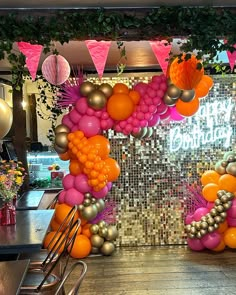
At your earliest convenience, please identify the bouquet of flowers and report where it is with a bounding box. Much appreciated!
[0,160,26,202]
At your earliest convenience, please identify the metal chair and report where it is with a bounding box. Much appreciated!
[55,261,88,295]
[18,205,78,270]
[19,219,81,294]
[46,190,63,209]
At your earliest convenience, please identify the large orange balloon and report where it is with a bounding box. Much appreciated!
[69,234,92,258]
[87,135,110,159]
[224,227,236,248]
[169,54,204,90]
[55,203,79,225]
[194,79,209,98]
[218,174,236,193]
[176,95,200,117]
[107,93,134,120]
[200,170,220,186]
[202,183,219,202]
[129,90,141,105]
[43,231,66,253]
[69,160,83,176]
[104,158,121,182]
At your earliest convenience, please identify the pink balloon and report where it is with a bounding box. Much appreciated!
[78,115,100,137]
[140,120,148,128]
[152,75,162,84]
[207,202,214,210]
[159,108,171,121]
[64,188,84,206]
[92,186,109,199]
[147,87,156,98]
[69,109,81,124]
[107,182,113,191]
[201,232,221,250]
[134,82,148,96]
[227,205,236,218]
[156,102,168,115]
[74,174,91,193]
[94,110,102,118]
[58,190,66,204]
[187,238,205,251]
[148,113,160,127]
[106,118,114,129]
[62,115,73,129]
[193,207,209,221]
[227,216,236,227]
[153,97,162,106]
[101,112,109,119]
[100,120,108,130]
[133,127,141,133]
[71,125,78,132]
[149,81,160,90]
[62,174,75,190]
[170,106,185,121]
[115,125,122,132]
[87,108,95,116]
[160,82,168,91]
[137,112,145,120]
[185,214,194,225]
[75,97,88,114]
[156,89,165,98]
[140,105,149,113]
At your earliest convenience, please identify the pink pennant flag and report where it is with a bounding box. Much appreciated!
[85,40,111,79]
[149,40,172,76]
[17,41,43,80]
[226,44,236,72]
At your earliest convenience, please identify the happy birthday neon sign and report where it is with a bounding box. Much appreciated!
[169,99,234,152]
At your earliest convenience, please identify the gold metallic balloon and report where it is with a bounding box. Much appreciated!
[163,93,177,106]
[78,204,84,211]
[215,161,226,175]
[100,241,115,256]
[98,220,107,229]
[91,234,104,248]
[83,198,91,207]
[80,81,96,97]
[54,124,70,134]
[55,132,69,149]
[85,192,92,198]
[87,90,107,110]
[99,227,108,238]
[180,89,195,102]
[131,127,147,139]
[0,98,13,140]
[167,84,182,99]
[90,224,99,234]
[91,247,100,254]
[201,221,208,229]
[95,199,105,212]
[226,163,236,176]
[223,151,236,161]
[54,143,67,154]
[106,225,118,241]
[99,83,113,98]
[216,205,224,213]
[81,205,98,221]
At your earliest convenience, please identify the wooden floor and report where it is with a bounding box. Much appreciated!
[63,246,236,295]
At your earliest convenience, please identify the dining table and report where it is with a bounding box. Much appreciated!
[0,209,54,255]
[0,259,30,295]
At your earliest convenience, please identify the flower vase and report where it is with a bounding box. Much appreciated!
[0,201,16,226]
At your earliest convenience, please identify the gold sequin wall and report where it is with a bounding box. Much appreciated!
[89,74,236,247]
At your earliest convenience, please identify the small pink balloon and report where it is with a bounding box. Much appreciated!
[92,185,109,199]
[144,112,153,121]
[100,120,108,130]
[187,238,205,251]
[227,205,236,218]
[193,207,209,222]
[156,89,165,98]
[153,97,162,106]
[120,121,126,128]
[149,81,160,90]
[62,115,73,129]
[227,216,236,227]
[69,109,82,124]
[94,110,102,118]
[62,174,75,190]
[132,118,139,127]
[87,108,95,116]
[185,214,194,225]
[152,75,162,84]
[78,115,100,137]
[140,105,149,113]
[64,188,84,206]
[144,98,153,106]
[75,97,88,114]
[156,102,168,115]
[207,202,214,210]
[147,87,156,98]
[58,190,66,204]
[106,118,114,129]
[170,106,185,121]
[137,112,145,120]
[160,108,171,121]
[148,113,160,127]
[71,125,78,132]
[134,82,148,96]
[140,120,148,128]
[115,125,122,132]
[107,182,113,191]
[101,112,109,119]
[149,105,157,113]
[74,174,91,193]
[125,124,133,133]
[160,82,168,91]
[201,232,221,250]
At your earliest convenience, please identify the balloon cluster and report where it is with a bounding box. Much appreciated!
[90,220,118,256]
[186,151,236,252]
[165,54,214,117]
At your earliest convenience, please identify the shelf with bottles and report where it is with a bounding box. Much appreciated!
[27,151,69,189]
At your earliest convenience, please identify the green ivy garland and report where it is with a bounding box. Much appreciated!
[0,7,235,75]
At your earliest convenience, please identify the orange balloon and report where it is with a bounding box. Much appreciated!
[218,174,236,193]
[176,96,200,117]
[104,158,120,182]
[217,220,228,234]
[113,83,129,94]
[50,217,61,231]
[59,151,70,161]
[200,170,220,186]
[43,231,66,253]
[55,203,79,225]
[69,160,83,176]
[129,90,141,105]
[201,75,214,89]
[202,183,219,202]
[82,224,92,238]
[87,135,110,160]
[107,93,134,120]
[224,227,236,248]
[212,238,225,252]
[69,234,92,258]
[169,54,204,90]
[194,79,209,98]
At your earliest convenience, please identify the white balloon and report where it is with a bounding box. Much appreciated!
[0,98,13,139]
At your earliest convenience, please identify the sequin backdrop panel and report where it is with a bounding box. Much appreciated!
[88,74,236,246]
